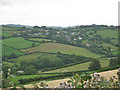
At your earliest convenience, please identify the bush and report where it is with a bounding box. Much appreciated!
[109,58,119,67]
[88,60,101,71]
[24,65,37,75]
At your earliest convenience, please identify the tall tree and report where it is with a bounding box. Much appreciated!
[88,60,101,71]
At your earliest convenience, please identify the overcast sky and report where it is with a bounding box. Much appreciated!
[0,0,119,27]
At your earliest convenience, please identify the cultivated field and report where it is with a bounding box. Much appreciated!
[43,58,110,73]
[23,43,100,57]
[29,38,54,42]
[2,26,20,31]
[3,37,39,49]
[101,43,118,51]
[97,30,118,38]
[10,53,60,63]
[2,45,24,56]
[2,31,20,37]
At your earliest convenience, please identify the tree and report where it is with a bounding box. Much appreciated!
[109,58,119,67]
[88,60,101,71]
[8,53,17,59]
[32,42,35,47]
[22,26,26,30]
[24,65,37,75]
[41,26,47,29]
[33,26,40,29]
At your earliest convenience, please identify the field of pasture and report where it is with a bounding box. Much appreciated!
[97,30,118,38]
[3,37,39,49]
[10,52,60,63]
[2,45,24,56]
[43,58,111,73]
[22,43,100,58]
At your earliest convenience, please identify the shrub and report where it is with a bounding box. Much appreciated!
[88,60,101,71]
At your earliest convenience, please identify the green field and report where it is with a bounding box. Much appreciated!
[2,26,21,31]
[97,30,118,38]
[22,43,100,58]
[82,40,89,44]
[101,43,118,51]
[2,45,24,56]
[44,58,110,73]
[111,39,118,45]
[40,53,60,61]
[10,52,60,63]
[2,31,11,37]
[112,51,119,55]
[2,31,20,37]
[3,37,39,49]
[8,74,60,85]
[29,38,54,42]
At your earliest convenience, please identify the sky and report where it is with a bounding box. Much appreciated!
[0,0,119,27]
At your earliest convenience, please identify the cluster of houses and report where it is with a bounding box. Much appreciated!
[14,28,94,47]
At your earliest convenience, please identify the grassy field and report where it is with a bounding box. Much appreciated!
[101,43,118,51]
[3,37,39,49]
[112,51,119,55]
[111,39,118,45]
[29,38,54,42]
[2,31,20,37]
[40,53,60,61]
[8,74,60,85]
[2,45,24,56]
[10,53,60,63]
[22,43,100,58]
[97,30,118,38]
[44,58,111,73]
[2,31,11,37]
[82,40,89,44]
[2,26,21,31]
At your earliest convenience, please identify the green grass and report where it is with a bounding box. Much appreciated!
[111,39,118,45]
[9,53,43,62]
[44,58,111,73]
[8,74,60,85]
[29,38,54,42]
[22,43,100,58]
[2,31,20,37]
[2,31,11,37]
[82,40,89,44]
[101,43,118,51]
[97,30,118,38]
[2,45,24,56]
[3,37,39,49]
[112,51,119,55]
[2,26,21,31]
[40,54,60,61]
[10,52,60,63]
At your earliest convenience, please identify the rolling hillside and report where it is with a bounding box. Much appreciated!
[10,52,60,63]
[2,45,24,56]
[22,43,100,58]
[43,58,111,73]
[97,30,118,38]
[3,37,39,49]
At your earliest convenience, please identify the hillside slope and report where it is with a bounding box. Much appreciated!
[23,43,100,57]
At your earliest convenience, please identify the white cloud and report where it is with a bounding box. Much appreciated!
[0,0,119,26]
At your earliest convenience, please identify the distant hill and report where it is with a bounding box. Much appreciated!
[4,24,33,28]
